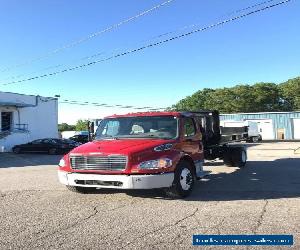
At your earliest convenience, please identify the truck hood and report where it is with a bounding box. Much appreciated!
[70,139,174,155]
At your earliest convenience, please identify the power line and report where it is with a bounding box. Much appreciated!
[145,0,279,41]
[0,46,126,82]
[0,0,280,83]
[0,64,63,82]
[59,99,166,110]
[224,0,278,16]
[0,46,128,82]
[1,0,291,86]
[0,0,175,73]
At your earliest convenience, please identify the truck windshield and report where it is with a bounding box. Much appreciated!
[95,116,178,140]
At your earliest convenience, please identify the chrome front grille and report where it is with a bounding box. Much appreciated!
[70,155,127,171]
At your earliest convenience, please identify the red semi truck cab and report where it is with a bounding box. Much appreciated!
[58,111,207,197]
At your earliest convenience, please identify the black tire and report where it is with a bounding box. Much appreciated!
[66,186,96,193]
[223,152,233,167]
[231,147,247,168]
[13,147,21,154]
[165,160,196,198]
[251,136,259,143]
[48,148,57,155]
[223,150,233,166]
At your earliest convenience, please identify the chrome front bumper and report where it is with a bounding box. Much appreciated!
[58,171,174,189]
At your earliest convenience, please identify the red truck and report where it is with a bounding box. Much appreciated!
[58,111,247,198]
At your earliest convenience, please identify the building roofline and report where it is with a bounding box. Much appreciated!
[0,101,36,108]
[0,90,57,100]
[221,111,300,115]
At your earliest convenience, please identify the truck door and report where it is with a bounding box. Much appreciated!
[181,117,204,178]
[182,117,203,159]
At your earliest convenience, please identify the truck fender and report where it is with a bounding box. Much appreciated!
[177,155,196,174]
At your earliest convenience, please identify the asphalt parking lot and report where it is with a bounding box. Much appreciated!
[0,142,300,249]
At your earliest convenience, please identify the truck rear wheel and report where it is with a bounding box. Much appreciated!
[66,186,96,193]
[223,152,233,166]
[165,160,196,198]
[223,147,234,166]
[231,147,247,168]
[223,147,247,168]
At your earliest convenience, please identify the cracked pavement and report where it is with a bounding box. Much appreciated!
[0,142,300,249]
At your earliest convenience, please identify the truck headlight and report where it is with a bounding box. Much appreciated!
[59,158,65,167]
[138,158,172,169]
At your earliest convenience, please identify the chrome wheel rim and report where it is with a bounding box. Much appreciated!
[180,168,193,191]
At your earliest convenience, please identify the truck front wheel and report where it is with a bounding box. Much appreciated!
[166,161,196,198]
[66,186,96,193]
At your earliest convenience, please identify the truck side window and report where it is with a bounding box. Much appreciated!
[184,118,196,137]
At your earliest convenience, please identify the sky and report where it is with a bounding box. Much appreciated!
[0,0,299,124]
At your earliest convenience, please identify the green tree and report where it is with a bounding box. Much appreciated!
[58,123,76,132]
[232,85,256,112]
[279,77,300,110]
[75,119,89,131]
[170,88,215,111]
[204,87,237,113]
[171,77,300,113]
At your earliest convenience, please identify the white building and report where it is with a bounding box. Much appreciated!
[0,91,58,152]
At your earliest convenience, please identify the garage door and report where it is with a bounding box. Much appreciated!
[245,119,274,140]
[293,118,300,139]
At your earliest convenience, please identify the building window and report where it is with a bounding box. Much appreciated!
[1,112,13,131]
